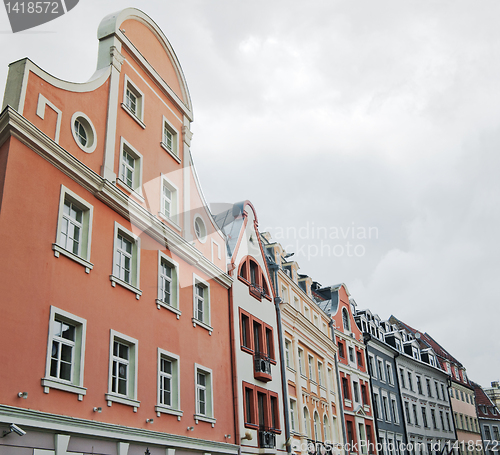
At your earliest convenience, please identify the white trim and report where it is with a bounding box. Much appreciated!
[159,174,179,226]
[111,222,142,299]
[122,74,145,124]
[156,348,182,418]
[53,184,94,271]
[156,251,180,317]
[211,239,221,262]
[42,306,87,400]
[107,329,140,411]
[36,93,62,144]
[71,111,97,154]
[118,137,143,197]
[194,363,215,425]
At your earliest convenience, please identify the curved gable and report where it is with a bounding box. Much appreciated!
[98,8,192,113]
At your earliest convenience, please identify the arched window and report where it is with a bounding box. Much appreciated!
[323,415,330,442]
[314,411,321,441]
[237,256,272,301]
[342,308,350,331]
[303,407,311,438]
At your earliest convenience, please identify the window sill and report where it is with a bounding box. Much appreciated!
[194,414,216,427]
[241,346,254,355]
[105,393,140,412]
[158,212,181,231]
[155,405,183,420]
[160,141,181,164]
[52,244,93,273]
[41,377,87,401]
[116,178,145,203]
[156,299,181,319]
[110,275,142,299]
[344,399,352,407]
[286,367,296,373]
[121,103,146,129]
[192,318,213,335]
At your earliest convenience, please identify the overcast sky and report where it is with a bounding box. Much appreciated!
[1,0,498,387]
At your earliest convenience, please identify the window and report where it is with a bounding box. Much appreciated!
[357,351,363,367]
[416,376,423,395]
[42,306,87,399]
[378,359,385,381]
[373,392,381,419]
[413,404,418,426]
[111,223,142,298]
[285,339,292,368]
[192,275,212,333]
[426,379,432,397]
[323,415,330,442]
[314,412,321,441]
[289,399,297,432]
[123,76,144,124]
[439,411,445,430]
[353,382,360,403]
[156,349,182,417]
[368,355,375,377]
[431,409,437,429]
[405,402,411,424]
[421,407,428,428]
[399,368,406,388]
[342,377,350,400]
[383,396,390,421]
[159,176,179,226]
[391,397,399,423]
[446,412,451,431]
[71,112,97,153]
[493,426,499,440]
[349,347,355,362]
[194,215,207,243]
[361,384,368,405]
[195,364,215,424]
[308,355,315,381]
[338,341,345,358]
[118,138,143,198]
[244,384,256,426]
[298,348,305,375]
[53,185,94,272]
[106,330,140,411]
[304,305,310,320]
[434,381,440,400]
[243,383,279,432]
[304,407,311,438]
[156,252,179,315]
[342,308,350,331]
[161,116,179,160]
[238,256,271,300]
[485,425,492,440]
[407,372,413,391]
[386,363,394,385]
[318,362,324,387]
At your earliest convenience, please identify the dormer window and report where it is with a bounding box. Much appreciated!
[412,347,420,360]
[238,256,271,300]
[395,339,402,351]
[429,356,435,366]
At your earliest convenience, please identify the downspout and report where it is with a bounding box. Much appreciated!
[391,350,408,454]
[363,333,382,454]
[228,278,241,449]
[331,320,348,455]
[269,262,292,454]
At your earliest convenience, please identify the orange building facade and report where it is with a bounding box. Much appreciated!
[0,8,237,455]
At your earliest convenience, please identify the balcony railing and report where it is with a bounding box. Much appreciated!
[307,439,335,455]
[259,427,276,449]
[254,352,272,382]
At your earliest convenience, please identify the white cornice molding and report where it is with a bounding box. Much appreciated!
[0,405,238,453]
[0,107,232,289]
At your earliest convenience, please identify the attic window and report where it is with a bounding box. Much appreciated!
[238,256,271,301]
[342,308,350,332]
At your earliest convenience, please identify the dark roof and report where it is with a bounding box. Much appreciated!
[472,382,500,420]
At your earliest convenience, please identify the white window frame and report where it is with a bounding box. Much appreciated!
[194,363,215,426]
[158,174,180,229]
[161,116,180,162]
[110,222,142,299]
[193,215,207,243]
[105,330,140,411]
[304,304,310,320]
[53,185,94,273]
[156,251,180,317]
[289,398,297,432]
[192,275,212,334]
[368,354,376,378]
[308,354,315,382]
[318,361,324,387]
[386,362,394,385]
[377,358,386,381]
[391,395,399,423]
[285,338,293,369]
[122,75,145,127]
[298,348,305,376]
[41,306,87,400]
[71,111,97,154]
[155,348,182,418]
[117,138,144,201]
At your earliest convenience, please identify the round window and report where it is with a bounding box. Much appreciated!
[194,216,207,243]
[71,112,97,153]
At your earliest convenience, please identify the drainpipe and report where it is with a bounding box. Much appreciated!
[228,282,240,447]
[269,262,292,454]
[390,350,408,455]
[331,320,348,455]
[362,333,381,454]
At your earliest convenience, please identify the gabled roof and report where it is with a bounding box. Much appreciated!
[472,382,500,420]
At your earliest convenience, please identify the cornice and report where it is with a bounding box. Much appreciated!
[0,107,232,289]
[0,405,237,453]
